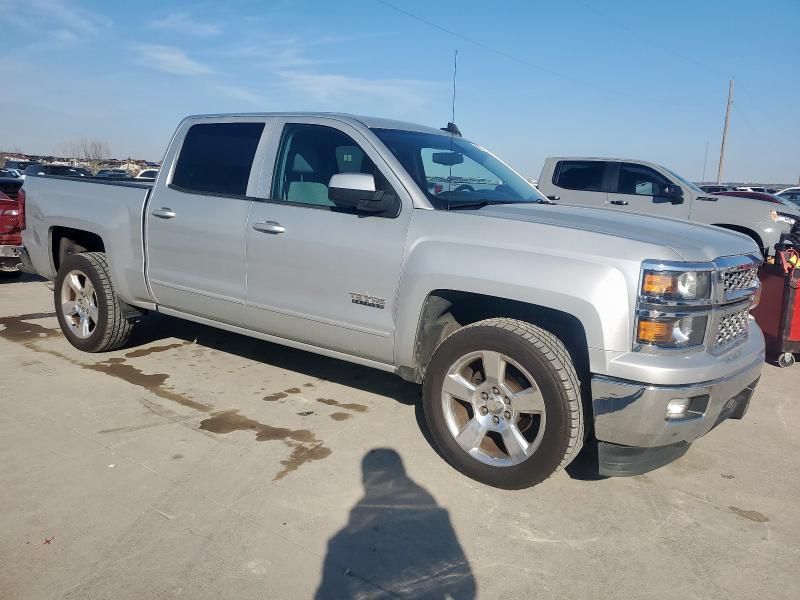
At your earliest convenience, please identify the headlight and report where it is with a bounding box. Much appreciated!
[770,210,797,226]
[641,269,712,302]
[637,315,708,348]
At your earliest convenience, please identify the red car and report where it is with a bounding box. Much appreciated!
[0,174,25,279]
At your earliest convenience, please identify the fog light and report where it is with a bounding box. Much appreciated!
[666,398,691,419]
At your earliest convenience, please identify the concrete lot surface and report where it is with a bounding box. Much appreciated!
[1,274,799,599]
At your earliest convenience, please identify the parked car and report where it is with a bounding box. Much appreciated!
[24,164,91,178]
[734,186,769,193]
[21,113,765,489]
[699,184,730,193]
[0,168,22,179]
[538,158,800,256]
[776,187,800,207]
[0,173,24,278]
[3,159,38,172]
[96,168,131,179]
[135,168,159,179]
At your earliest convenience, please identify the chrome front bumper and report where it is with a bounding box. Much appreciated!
[591,356,763,475]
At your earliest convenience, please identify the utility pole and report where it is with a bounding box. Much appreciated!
[717,78,734,184]
[702,140,709,183]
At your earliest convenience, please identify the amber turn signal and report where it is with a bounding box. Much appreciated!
[642,272,676,296]
[637,319,673,344]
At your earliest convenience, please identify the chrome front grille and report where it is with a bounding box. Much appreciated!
[721,263,759,292]
[715,309,749,348]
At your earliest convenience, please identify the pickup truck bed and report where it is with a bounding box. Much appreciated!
[23,175,153,305]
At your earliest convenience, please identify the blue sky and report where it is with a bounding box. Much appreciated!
[1,0,797,183]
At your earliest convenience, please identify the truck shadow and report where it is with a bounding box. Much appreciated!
[128,313,605,481]
[128,313,438,449]
[315,448,476,599]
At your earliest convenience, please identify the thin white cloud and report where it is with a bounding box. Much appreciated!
[215,84,264,105]
[52,28,79,45]
[276,70,435,109]
[149,12,221,37]
[0,0,111,39]
[133,44,213,76]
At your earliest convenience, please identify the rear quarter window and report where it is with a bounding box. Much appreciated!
[172,122,265,196]
[554,161,606,191]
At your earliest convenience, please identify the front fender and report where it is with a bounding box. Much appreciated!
[393,238,636,373]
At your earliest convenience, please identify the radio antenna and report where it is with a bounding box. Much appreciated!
[451,49,458,123]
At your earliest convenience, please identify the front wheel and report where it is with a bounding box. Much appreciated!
[422,318,584,489]
[54,252,134,352]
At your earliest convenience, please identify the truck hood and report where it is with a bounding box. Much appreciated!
[474,203,759,262]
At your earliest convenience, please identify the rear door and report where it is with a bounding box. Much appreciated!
[145,118,270,325]
[606,162,691,218]
[244,118,412,363]
[548,160,610,208]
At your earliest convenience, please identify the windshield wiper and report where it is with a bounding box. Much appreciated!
[446,199,553,210]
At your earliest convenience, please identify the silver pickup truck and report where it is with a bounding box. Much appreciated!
[538,157,800,256]
[21,113,765,489]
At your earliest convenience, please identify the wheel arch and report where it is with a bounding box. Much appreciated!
[711,223,765,255]
[402,289,591,385]
[50,226,106,272]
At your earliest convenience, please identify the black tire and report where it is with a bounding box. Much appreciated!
[54,252,134,352]
[422,318,584,489]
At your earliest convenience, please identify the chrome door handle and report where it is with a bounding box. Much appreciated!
[610,200,629,206]
[152,207,176,219]
[252,220,286,234]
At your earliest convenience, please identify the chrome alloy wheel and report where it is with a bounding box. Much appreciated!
[441,350,547,467]
[60,269,99,339]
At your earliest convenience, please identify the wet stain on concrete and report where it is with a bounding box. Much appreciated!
[330,412,351,421]
[303,383,315,388]
[263,387,302,401]
[199,409,330,480]
[125,342,191,359]
[729,506,769,523]
[316,398,368,412]
[0,312,59,344]
[277,443,332,481]
[84,360,212,412]
[172,454,183,460]
[0,314,209,413]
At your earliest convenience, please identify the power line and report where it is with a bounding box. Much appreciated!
[370,0,703,108]
[572,0,728,80]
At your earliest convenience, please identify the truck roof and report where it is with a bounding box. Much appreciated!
[183,112,447,136]
[545,156,663,167]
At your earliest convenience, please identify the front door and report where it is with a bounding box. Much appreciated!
[244,120,411,363]
[146,120,268,324]
[606,162,691,219]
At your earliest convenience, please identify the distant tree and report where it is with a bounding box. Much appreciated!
[60,138,111,171]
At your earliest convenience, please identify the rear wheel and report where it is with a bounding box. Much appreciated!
[54,252,134,352]
[422,318,584,489]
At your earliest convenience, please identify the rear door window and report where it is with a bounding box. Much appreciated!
[554,161,606,191]
[172,122,265,196]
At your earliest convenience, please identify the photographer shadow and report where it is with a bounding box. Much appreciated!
[315,448,476,599]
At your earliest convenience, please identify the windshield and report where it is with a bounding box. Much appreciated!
[372,128,546,209]
[664,167,704,194]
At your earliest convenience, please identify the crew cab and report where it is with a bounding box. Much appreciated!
[21,113,765,488]
[538,157,800,256]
